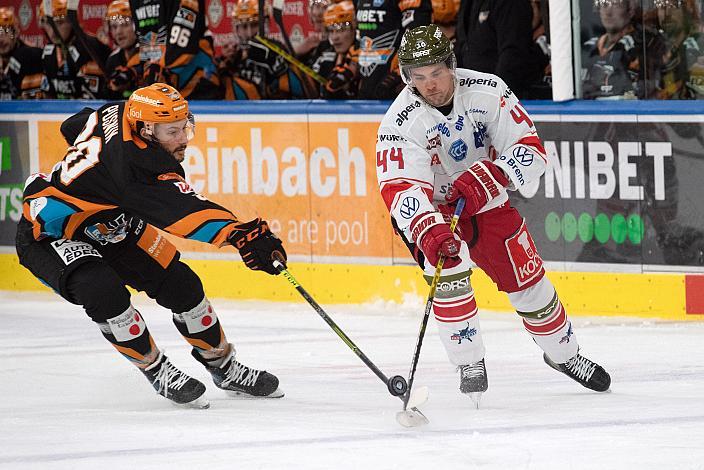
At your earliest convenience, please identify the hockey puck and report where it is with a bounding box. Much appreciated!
[387,375,408,396]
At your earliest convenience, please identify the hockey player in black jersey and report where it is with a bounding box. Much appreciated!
[219,0,315,99]
[0,7,44,99]
[39,0,111,99]
[130,0,223,99]
[355,0,432,99]
[313,1,360,99]
[16,83,287,408]
[104,0,140,98]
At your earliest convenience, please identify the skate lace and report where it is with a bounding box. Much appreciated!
[460,362,485,380]
[221,359,261,389]
[153,358,191,396]
[565,355,596,382]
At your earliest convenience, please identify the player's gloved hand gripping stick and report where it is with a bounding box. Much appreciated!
[396,198,465,428]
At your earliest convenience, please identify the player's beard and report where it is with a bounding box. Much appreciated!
[173,145,187,163]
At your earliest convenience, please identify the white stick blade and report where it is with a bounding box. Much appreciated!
[396,408,429,427]
[406,386,429,409]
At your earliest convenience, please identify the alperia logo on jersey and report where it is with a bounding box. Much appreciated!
[459,77,498,88]
[395,100,421,126]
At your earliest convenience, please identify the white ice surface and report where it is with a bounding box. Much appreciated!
[1,291,703,470]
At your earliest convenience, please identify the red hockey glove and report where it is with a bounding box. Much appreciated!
[410,212,462,269]
[445,160,510,216]
[228,218,287,275]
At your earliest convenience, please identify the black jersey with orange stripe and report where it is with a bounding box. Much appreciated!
[21,102,239,248]
[130,0,222,99]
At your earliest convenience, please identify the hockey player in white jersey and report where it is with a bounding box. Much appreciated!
[376,24,611,406]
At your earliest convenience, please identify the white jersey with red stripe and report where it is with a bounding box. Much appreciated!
[375,68,547,238]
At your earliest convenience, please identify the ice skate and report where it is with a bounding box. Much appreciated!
[142,351,209,409]
[459,358,488,408]
[544,352,611,392]
[193,345,284,398]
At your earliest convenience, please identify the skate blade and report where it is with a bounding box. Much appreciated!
[468,392,482,409]
[171,395,210,409]
[406,386,429,409]
[225,387,285,399]
[396,407,429,427]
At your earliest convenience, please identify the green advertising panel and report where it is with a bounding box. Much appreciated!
[0,121,30,246]
[513,119,704,269]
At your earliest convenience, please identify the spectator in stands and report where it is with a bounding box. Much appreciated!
[455,0,546,99]
[313,0,360,99]
[296,0,333,66]
[0,7,44,99]
[129,0,223,99]
[355,0,432,99]
[582,0,666,99]
[432,0,460,43]
[104,0,139,99]
[219,0,316,99]
[653,0,704,99]
[39,0,111,99]
[525,0,552,99]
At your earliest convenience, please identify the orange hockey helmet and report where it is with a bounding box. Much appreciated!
[39,0,68,19]
[431,0,459,25]
[232,0,269,24]
[309,0,332,13]
[126,83,194,141]
[323,1,355,29]
[0,7,18,34]
[105,0,132,24]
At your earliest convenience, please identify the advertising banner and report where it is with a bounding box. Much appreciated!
[37,116,407,263]
[0,121,30,246]
[26,108,704,272]
[520,119,704,270]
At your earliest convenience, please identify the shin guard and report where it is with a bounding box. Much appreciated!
[510,277,578,363]
[172,296,227,358]
[431,270,485,366]
[98,305,157,367]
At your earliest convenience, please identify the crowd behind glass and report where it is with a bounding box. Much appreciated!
[0,0,702,101]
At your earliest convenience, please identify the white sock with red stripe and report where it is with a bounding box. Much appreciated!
[434,287,485,366]
[509,277,578,363]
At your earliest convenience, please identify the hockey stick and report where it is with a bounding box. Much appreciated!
[255,34,328,85]
[258,0,266,37]
[65,0,107,73]
[273,260,412,399]
[396,197,466,428]
[267,0,320,97]
[271,0,295,57]
[41,0,72,69]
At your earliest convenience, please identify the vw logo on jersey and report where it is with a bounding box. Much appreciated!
[512,146,534,166]
[449,139,468,162]
[399,196,420,219]
[373,0,385,6]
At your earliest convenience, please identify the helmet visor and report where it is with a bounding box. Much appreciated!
[400,52,456,86]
